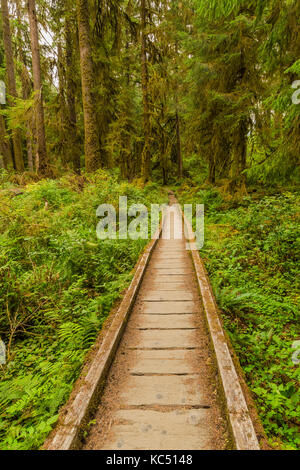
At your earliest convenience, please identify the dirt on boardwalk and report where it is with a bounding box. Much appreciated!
[82,204,230,450]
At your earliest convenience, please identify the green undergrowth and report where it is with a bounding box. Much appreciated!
[0,170,166,450]
[177,182,299,450]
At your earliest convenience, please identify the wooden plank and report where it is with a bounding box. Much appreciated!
[130,313,197,329]
[142,291,194,301]
[101,409,213,450]
[127,329,200,349]
[141,301,197,314]
[128,349,201,375]
[120,375,207,406]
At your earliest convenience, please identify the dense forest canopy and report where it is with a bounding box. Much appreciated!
[0,0,299,186]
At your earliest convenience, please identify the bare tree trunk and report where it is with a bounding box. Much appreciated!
[27,0,50,176]
[140,0,151,182]
[1,0,24,171]
[65,15,81,174]
[76,0,101,172]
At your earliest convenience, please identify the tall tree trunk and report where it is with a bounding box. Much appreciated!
[22,71,34,172]
[208,154,216,184]
[65,15,81,174]
[27,0,49,175]
[57,41,68,165]
[176,112,183,179]
[174,40,182,180]
[140,0,151,182]
[16,0,34,171]
[0,113,14,169]
[120,39,132,181]
[230,118,247,192]
[1,0,24,171]
[76,0,101,172]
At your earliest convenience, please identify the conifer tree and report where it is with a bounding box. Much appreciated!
[1,0,24,171]
[27,0,50,175]
[140,0,151,181]
[65,8,81,174]
[76,0,102,172]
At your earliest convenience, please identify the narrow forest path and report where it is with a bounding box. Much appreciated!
[82,197,229,450]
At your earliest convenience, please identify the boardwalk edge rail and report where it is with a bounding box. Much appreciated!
[181,207,260,450]
[44,225,162,450]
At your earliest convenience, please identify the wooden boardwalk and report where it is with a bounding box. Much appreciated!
[83,202,229,449]
[45,197,260,451]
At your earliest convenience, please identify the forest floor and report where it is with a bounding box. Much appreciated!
[0,170,299,450]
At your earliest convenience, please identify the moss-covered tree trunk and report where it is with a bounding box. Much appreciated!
[57,41,70,168]
[65,14,81,174]
[20,66,34,172]
[176,112,183,179]
[174,39,182,180]
[140,0,151,182]
[230,118,247,192]
[1,0,24,172]
[16,0,34,171]
[76,0,101,172]
[27,0,50,176]
[0,113,14,169]
[208,153,216,184]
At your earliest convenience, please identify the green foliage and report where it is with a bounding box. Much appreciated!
[185,0,300,188]
[178,184,300,449]
[0,170,166,449]
[0,94,35,133]
[0,0,299,452]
